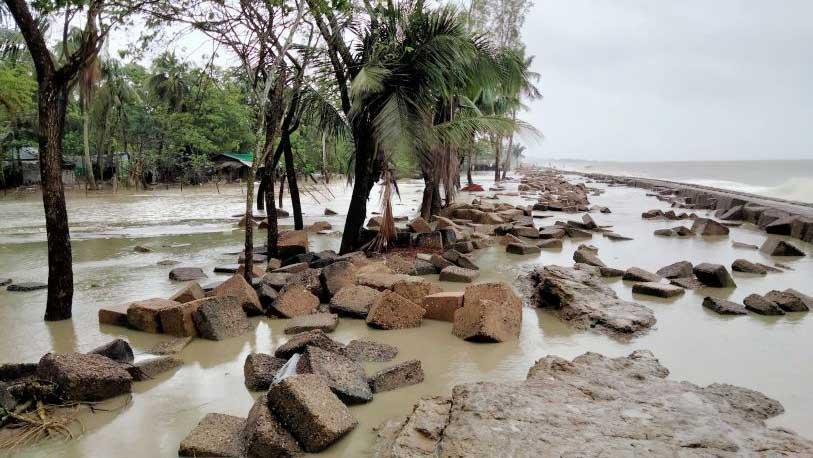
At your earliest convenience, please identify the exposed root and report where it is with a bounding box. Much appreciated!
[0,395,132,450]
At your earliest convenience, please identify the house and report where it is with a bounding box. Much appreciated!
[1,146,77,187]
[211,153,254,181]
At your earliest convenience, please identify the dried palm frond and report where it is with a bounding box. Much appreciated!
[363,166,400,254]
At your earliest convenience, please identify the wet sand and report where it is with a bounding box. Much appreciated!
[0,173,811,457]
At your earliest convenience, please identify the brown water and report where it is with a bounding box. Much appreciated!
[0,173,811,457]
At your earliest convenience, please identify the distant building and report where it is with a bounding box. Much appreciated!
[211,153,254,181]
[1,146,77,187]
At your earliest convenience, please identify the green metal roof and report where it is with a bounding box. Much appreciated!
[217,153,253,167]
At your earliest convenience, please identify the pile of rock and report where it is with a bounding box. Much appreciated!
[529,265,656,338]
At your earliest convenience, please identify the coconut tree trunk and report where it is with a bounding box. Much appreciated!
[420,172,434,220]
[283,137,304,230]
[39,81,74,321]
[494,136,502,182]
[82,109,96,189]
[467,150,474,185]
[340,130,377,254]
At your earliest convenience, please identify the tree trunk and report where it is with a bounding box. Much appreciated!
[494,136,502,182]
[242,167,255,283]
[283,137,303,230]
[321,131,329,183]
[420,172,433,220]
[340,131,377,254]
[467,151,474,185]
[40,82,74,321]
[82,109,96,189]
[264,169,278,258]
[502,111,516,180]
[257,175,266,211]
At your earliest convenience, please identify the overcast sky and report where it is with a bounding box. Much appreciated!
[521,0,813,162]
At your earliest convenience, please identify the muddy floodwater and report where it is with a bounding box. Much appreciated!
[1,173,812,457]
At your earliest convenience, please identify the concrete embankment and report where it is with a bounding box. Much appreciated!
[565,170,813,244]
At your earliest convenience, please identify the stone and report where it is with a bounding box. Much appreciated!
[529,266,656,338]
[656,261,694,279]
[98,303,131,327]
[784,288,813,311]
[271,285,320,318]
[537,239,563,249]
[267,374,357,453]
[37,353,132,402]
[179,413,245,457]
[454,241,474,253]
[702,296,747,315]
[691,217,730,236]
[670,277,705,289]
[452,282,522,342]
[672,226,695,236]
[0,278,11,287]
[243,395,302,457]
[564,226,592,239]
[344,340,398,362]
[733,241,759,250]
[429,253,453,270]
[506,242,541,255]
[372,396,451,458]
[325,208,338,215]
[257,283,279,309]
[573,248,605,267]
[391,279,441,305]
[263,272,292,289]
[581,213,598,230]
[369,360,424,393]
[320,261,358,298]
[127,356,182,381]
[693,263,737,288]
[275,329,345,359]
[632,282,685,298]
[146,337,193,356]
[386,254,418,275]
[358,272,417,291]
[538,227,565,239]
[743,294,785,316]
[366,291,425,330]
[237,264,266,279]
[760,239,806,257]
[193,296,250,340]
[408,216,432,233]
[169,281,205,304]
[654,228,676,236]
[88,339,134,364]
[278,230,309,259]
[603,232,633,241]
[307,221,333,233]
[599,266,625,277]
[159,298,206,337]
[296,346,372,404]
[414,231,444,250]
[211,274,263,316]
[6,282,47,292]
[127,298,180,334]
[422,291,464,322]
[454,254,479,270]
[413,259,437,275]
[329,285,381,318]
[511,226,540,238]
[273,262,309,274]
[243,353,286,391]
[398,350,813,457]
[764,290,810,312]
[169,267,207,281]
[622,267,662,283]
[285,313,339,334]
[439,266,480,283]
[731,259,768,275]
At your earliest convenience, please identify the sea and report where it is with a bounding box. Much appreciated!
[544,159,813,204]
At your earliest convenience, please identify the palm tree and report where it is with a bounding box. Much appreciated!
[147,52,190,112]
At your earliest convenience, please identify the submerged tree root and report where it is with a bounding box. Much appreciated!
[0,395,132,450]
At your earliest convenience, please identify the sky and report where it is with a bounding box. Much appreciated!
[521,0,813,163]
